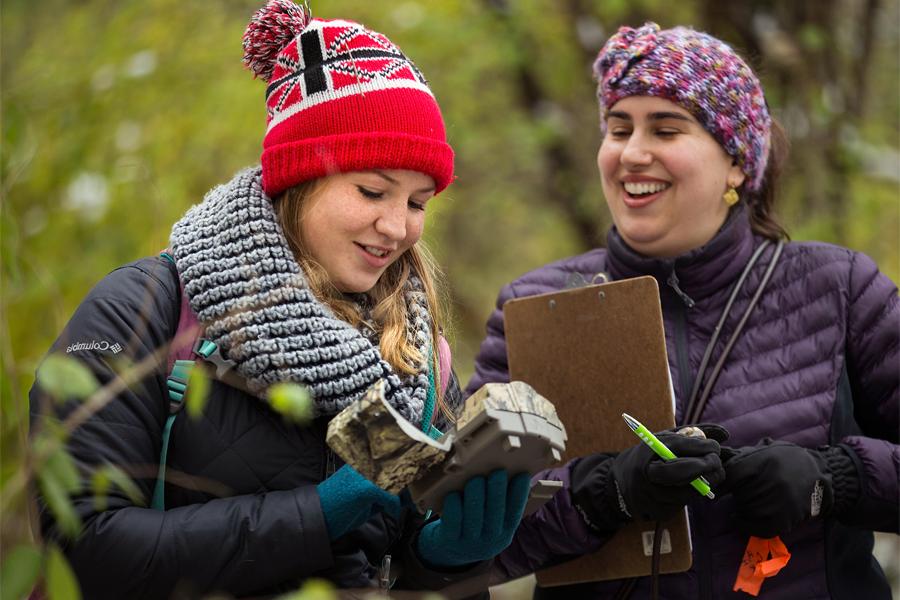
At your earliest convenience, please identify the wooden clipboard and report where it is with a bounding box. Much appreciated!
[503,276,692,586]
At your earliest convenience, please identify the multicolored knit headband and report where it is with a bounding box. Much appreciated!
[594,23,771,192]
[242,0,454,197]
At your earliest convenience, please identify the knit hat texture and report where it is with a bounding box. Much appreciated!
[242,0,454,197]
[169,167,433,424]
[594,23,771,192]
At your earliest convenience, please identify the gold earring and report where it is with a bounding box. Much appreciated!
[723,187,739,206]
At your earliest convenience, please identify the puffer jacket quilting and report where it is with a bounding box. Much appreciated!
[29,256,481,599]
[471,208,898,599]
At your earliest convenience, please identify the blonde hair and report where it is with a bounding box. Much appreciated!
[275,180,455,424]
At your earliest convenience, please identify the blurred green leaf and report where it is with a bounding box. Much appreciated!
[35,354,98,402]
[37,448,82,539]
[33,420,70,451]
[277,578,337,600]
[46,544,81,600]
[43,444,81,493]
[38,474,82,539]
[92,463,146,511]
[185,365,209,419]
[0,544,42,600]
[91,467,110,512]
[268,383,313,424]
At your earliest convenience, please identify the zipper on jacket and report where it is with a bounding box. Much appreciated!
[666,269,713,600]
[324,445,337,478]
[672,304,713,599]
[671,300,694,417]
[379,554,392,590]
[667,268,695,420]
[667,270,696,308]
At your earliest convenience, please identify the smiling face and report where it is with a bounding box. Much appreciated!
[299,169,436,293]
[598,96,746,258]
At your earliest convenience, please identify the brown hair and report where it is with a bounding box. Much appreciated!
[274,180,455,424]
[739,118,791,241]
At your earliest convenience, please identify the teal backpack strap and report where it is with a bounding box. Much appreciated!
[153,415,178,509]
[151,339,219,510]
[152,250,220,510]
[152,359,193,510]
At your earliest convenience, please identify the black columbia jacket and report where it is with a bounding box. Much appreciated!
[30,256,483,599]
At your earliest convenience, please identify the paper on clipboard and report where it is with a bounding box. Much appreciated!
[503,276,693,585]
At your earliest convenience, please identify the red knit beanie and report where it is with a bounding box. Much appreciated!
[242,0,454,197]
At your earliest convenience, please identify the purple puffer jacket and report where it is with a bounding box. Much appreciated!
[469,208,899,599]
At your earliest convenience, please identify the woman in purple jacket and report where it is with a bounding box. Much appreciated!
[468,23,899,599]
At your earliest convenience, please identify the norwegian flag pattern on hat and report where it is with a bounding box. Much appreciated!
[243,1,453,198]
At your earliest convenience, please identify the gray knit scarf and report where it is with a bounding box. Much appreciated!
[169,167,431,425]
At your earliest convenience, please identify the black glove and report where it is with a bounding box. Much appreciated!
[571,424,727,530]
[719,439,861,538]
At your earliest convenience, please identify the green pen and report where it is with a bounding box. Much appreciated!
[622,413,715,499]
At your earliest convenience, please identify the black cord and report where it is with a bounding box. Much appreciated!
[651,520,663,600]
[682,240,771,423]
[610,520,664,600]
[687,240,784,424]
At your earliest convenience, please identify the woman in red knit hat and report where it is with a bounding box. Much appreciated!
[28,1,527,597]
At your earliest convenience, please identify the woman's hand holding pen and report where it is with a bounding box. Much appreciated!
[570,425,728,531]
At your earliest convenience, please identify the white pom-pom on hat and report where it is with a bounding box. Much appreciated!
[242,0,311,82]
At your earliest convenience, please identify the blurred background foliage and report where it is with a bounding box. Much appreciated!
[2,0,898,597]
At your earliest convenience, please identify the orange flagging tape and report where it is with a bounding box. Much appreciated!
[733,536,791,596]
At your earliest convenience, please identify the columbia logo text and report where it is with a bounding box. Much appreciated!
[66,340,123,354]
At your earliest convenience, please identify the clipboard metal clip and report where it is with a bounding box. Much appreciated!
[564,271,609,289]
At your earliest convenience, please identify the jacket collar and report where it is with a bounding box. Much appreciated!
[605,205,756,305]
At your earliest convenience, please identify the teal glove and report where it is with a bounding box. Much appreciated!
[416,469,530,567]
[317,464,401,540]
